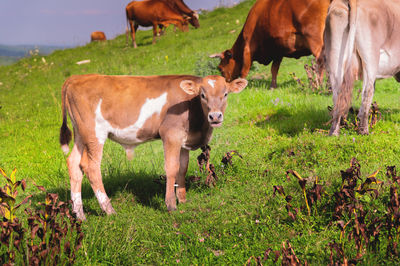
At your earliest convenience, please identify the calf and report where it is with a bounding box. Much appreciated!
[325,0,400,135]
[60,74,247,220]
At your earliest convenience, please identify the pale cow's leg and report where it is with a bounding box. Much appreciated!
[356,37,379,135]
[176,148,189,204]
[270,57,282,89]
[357,76,376,135]
[329,114,341,136]
[80,143,116,215]
[67,133,86,220]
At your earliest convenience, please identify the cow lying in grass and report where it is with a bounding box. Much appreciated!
[59,74,247,220]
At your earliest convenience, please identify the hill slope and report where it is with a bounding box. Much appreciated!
[1,0,400,264]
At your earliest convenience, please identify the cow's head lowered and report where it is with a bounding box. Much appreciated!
[188,11,200,28]
[180,75,247,127]
[210,50,242,82]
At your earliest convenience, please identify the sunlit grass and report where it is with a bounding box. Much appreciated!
[1,0,400,263]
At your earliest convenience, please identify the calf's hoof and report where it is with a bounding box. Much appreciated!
[100,200,116,215]
[177,188,187,204]
[166,198,177,212]
[72,204,86,221]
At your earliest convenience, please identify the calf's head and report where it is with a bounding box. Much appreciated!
[180,75,247,127]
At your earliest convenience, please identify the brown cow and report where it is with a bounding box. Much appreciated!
[211,0,330,89]
[59,74,247,220]
[325,0,400,135]
[126,0,189,48]
[159,0,200,31]
[90,31,106,42]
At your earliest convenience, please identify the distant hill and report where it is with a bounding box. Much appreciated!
[0,44,69,65]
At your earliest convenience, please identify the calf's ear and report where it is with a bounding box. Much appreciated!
[228,78,248,93]
[180,80,199,95]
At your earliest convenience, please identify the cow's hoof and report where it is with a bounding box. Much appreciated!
[101,200,116,215]
[358,128,369,135]
[329,129,340,136]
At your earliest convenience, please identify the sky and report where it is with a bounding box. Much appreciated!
[0,0,240,47]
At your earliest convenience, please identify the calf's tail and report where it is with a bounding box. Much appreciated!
[60,80,72,155]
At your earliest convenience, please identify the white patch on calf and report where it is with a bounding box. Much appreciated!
[208,79,216,88]
[71,192,82,205]
[135,92,167,128]
[62,144,70,155]
[95,93,168,148]
[95,190,109,204]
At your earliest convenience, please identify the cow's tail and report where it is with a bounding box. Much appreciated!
[60,80,72,155]
[332,0,358,121]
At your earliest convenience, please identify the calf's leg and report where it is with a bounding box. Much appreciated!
[67,133,86,220]
[176,148,189,204]
[163,139,183,211]
[80,143,116,215]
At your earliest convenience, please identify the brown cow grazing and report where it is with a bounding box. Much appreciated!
[59,74,247,220]
[325,0,400,135]
[126,0,189,48]
[211,0,330,89]
[90,31,106,42]
[159,0,200,32]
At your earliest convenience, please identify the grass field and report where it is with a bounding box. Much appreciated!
[1,0,400,264]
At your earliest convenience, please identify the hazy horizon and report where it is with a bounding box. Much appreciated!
[0,0,242,47]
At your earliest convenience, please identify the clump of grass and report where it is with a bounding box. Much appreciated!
[290,59,331,95]
[193,55,220,76]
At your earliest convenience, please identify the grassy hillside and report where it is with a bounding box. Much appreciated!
[0,44,68,65]
[1,0,400,264]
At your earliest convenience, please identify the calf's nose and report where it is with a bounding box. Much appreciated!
[208,112,223,121]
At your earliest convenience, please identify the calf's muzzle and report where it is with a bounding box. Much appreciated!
[208,111,223,127]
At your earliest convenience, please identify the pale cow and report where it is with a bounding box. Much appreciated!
[325,0,400,135]
[59,74,247,220]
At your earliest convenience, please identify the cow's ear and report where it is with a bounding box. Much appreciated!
[228,78,247,93]
[209,52,223,59]
[180,80,199,95]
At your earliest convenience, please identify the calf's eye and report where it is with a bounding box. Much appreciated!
[201,93,206,99]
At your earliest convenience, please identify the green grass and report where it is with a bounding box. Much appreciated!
[1,0,400,264]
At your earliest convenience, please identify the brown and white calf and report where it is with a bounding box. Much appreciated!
[59,74,247,220]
